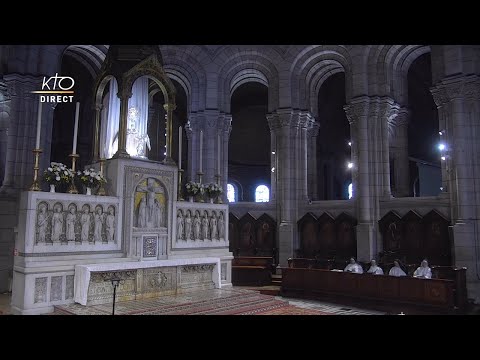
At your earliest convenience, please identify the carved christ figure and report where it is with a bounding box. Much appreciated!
[51,206,63,242]
[218,213,225,240]
[81,207,91,242]
[193,214,201,240]
[37,205,48,243]
[94,207,105,243]
[66,206,77,241]
[210,214,218,240]
[106,207,115,242]
[184,211,192,240]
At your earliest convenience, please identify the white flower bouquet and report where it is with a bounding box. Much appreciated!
[77,168,107,189]
[185,181,205,196]
[205,183,223,198]
[43,162,74,186]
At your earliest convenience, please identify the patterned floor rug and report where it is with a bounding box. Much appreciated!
[54,289,330,316]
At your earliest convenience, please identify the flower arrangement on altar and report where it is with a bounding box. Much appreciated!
[205,183,223,198]
[185,181,205,196]
[43,162,74,186]
[77,168,107,189]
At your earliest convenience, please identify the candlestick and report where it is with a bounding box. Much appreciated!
[178,126,182,169]
[67,154,79,194]
[199,130,203,173]
[35,99,42,149]
[217,133,221,175]
[72,102,80,155]
[177,169,184,201]
[97,158,107,196]
[197,171,204,202]
[29,149,43,191]
[215,174,223,204]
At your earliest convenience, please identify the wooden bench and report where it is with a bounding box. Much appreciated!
[281,267,462,314]
[232,256,274,286]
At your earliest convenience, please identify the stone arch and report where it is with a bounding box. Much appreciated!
[161,48,208,112]
[289,45,352,110]
[60,45,108,79]
[217,51,280,113]
[368,45,431,104]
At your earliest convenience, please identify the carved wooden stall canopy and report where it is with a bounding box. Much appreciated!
[378,210,451,266]
[229,212,277,260]
[297,212,357,260]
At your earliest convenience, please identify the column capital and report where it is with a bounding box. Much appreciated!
[394,108,410,126]
[431,74,480,106]
[308,121,320,137]
[343,96,370,126]
[378,97,400,123]
[0,81,11,102]
[267,108,295,130]
[298,111,314,129]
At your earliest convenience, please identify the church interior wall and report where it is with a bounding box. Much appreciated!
[1,44,480,305]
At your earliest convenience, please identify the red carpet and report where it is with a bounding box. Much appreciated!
[54,289,328,315]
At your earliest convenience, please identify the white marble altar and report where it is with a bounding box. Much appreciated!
[74,257,222,305]
[11,158,232,314]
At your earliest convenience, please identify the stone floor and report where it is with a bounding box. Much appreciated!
[8,288,478,315]
[1,289,384,315]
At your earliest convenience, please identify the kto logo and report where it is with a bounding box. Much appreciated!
[32,73,75,103]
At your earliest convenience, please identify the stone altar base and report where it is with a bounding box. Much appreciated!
[75,257,221,306]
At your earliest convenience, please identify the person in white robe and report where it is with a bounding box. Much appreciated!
[344,257,363,273]
[413,259,432,279]
[389,259,407,277]
[367,259,384,275]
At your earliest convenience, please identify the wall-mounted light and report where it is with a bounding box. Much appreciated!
[440,187,444,191]
[438,143,446,151]
[348,141,352,147]
[439,130,445,136]
[441,156,446,161]
[271,167,275,173]
[347,162,353,169]
[271,151,276,155]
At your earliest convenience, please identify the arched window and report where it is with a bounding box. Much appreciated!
[348,183,353,199]
[255,185,270,202]
[227,183,236,203]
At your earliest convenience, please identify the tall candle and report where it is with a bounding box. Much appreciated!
[217,133,221,175]
[178,126,182,169]
[72,102,80,154]
[35,99,42,149]
[199,130,203,173]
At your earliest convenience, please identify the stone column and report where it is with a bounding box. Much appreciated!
[344,98,375,262]
[390,108,409,197]
[267,109,297,266]
[200,110,220,184]
[92,104,102,162]
[307,121,319,201]
[213,112,232,203]
[221,114,232,203]
[379,98,399,198]
[0,81,11,188]
[270,122,277,202]
[113,92,132,159]
[297,112,312,203]
[185,118,194,181]
[431,75,480,303]
[0,74,54,194]
[163,103,176,165]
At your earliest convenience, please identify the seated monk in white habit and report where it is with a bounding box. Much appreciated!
[344,257,364,274]
[388,259,407,277]
[413,259,432,279]
[367,259,384,275]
